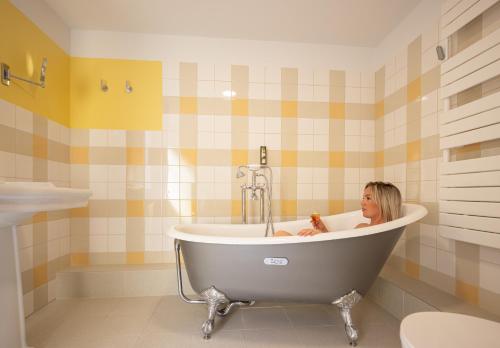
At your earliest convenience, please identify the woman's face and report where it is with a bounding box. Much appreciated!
[361,187,381,219]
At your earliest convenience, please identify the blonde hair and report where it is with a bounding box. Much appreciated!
[364,181,402,222]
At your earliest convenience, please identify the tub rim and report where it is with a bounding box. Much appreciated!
[168,203,427,245]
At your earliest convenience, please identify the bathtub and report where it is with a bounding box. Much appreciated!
[169,203,427,345]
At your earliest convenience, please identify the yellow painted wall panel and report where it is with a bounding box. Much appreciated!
[0,0,70,125]
[70,57,162,130]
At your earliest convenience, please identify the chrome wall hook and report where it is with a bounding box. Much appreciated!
[125,80,133,94]
[100,79,109,92]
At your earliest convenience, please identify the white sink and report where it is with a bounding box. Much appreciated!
[0,181,91,348]
[0,181,92,228]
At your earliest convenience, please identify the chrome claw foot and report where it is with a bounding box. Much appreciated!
[332,290,362,346]
[199,286,229,339]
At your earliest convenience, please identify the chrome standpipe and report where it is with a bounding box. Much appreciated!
[332,290,362,346]
[236,164,275,237]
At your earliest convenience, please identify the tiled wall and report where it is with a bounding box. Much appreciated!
[0,99,71,316]
[68,64,377,266]
[379,2,500,316]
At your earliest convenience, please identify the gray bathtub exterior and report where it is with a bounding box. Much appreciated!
[180,225,404,304]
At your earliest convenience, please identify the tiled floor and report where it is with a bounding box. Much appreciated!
[27,296,401,347]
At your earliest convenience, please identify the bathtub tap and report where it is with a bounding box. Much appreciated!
[236,164,275,236]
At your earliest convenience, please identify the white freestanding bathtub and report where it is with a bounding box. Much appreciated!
[169,203,427,345]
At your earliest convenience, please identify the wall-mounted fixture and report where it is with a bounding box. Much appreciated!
[436,45,446,61]
[125,80,133,94]
[100,79,109,92]
[1,58,48,88]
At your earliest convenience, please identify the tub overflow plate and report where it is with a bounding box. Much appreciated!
[264,257,288,266]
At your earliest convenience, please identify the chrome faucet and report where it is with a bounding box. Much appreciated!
[236,164,275,237]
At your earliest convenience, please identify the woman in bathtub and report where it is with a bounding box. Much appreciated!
[274,181,402,237]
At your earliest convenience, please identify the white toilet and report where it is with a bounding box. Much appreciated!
[400,312,500,348]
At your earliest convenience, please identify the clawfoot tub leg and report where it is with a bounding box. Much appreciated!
[332,290,362,346]
[199,286,230,339]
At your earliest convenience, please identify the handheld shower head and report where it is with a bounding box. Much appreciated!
[236,166,246,178]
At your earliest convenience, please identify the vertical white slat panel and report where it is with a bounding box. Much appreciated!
[442,0,466,15]
[440,171,500,187]
[440,213,500,232]
[440,59,500,98]
[441,27,500,74]
[442,0,480,29]
[440,187,500,201]
[441,44,500,86]
[441,90,500,124]
[442,0,499,38]
[440,201,500,218]
[440,155,500,174]
[440,108,500,136]
[440,225,500,248]
[440,122,500,149]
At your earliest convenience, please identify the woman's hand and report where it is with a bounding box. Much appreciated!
[298,228,322,236]
[311,218,328,232]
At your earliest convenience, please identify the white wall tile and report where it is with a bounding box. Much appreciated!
[437,249,455,277]
[108,235,126,252]
[0,99,15,128]
[265,117,281,133]
[214,115,231,133]
[298,85,313,101]
[313,119,329,135]
[297,183,313,199]
[313,134,329,151]
[15,106,33,133]
[89,129,108,147]
[480,261,500,293]
[297,118,314,134]
[298,134,314,151]
[420,245,437,270]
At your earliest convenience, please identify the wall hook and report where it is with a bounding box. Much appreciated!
[125,80,133,94]
[100,79,108,92]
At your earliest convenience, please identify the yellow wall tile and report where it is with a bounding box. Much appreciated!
[180,149,198,166]
[456,279,479,305]
[127,147,145,165]
[407,78,421,103]
[375,151,384,167]
[375,100,385,119]
[71,57,162,130]
[281,151,297,167]
[231,149,248,166]
[281,101,297,118]
[329,102,345,119]
[32,212,48,223]
[407,140,421,162]
[231,99,248,116]
[71,253,89,266]
[70,147,89,164]
[329,200,344,214]
[70,207,89,218]
[33,135,48,159]
[127,251,145,265]
[281,200,297,216]
[180,96,198,115]
[0,1,70,126]
[329,152,344,167]
[33,264,48,288]
[405,259,420,279]
[127,200,144,217]
[231,200,242,217]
